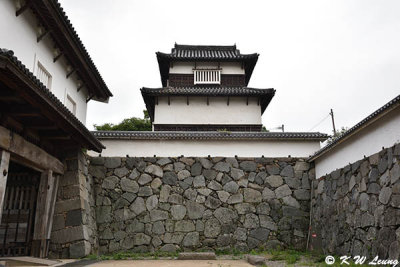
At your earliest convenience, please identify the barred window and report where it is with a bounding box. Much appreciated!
[36,61,52,90]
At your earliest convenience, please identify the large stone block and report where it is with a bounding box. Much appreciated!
[204,218,221,238]
[163,172,178,185]
[240,161,257,172]
[213,162,231,172]
[265,175,283,188]
[51,225,89,244]
[104,157,121,169]
[182,232,199,247]
[186,201,205,219]
[223,181,239,193]
[145,165,163,177]
[175,220,195,232]
[102,176,119,189]
[294,161,310,172]
[55,198,82,213]
[275,184,292,199]
[243,188,262,203]
[65,209,83,227]
[191,162,203,176]
[171,205,187,220]
[69,240,91,258]
[214,207,238,224]
[96,206,112,223]
[150,209,168,221]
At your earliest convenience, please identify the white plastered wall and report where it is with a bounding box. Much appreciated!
[0,0,89,124]
[314,106,400,178]
[154,96,262,125]
[170,62,244,75]
[89,139,321,158]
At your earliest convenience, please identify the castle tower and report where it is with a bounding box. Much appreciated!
[141,44,275,131]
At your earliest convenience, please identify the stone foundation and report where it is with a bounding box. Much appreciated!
[311,143,400,259]
[46,143,400,259]
[49,150,98,258]
[89,156,313,254]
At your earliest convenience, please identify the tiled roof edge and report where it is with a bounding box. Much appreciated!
[140,87,275,95]
[43,0,112,98]
[92,131,329,141]
[0,48,105,151]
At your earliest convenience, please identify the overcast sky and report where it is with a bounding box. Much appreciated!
[59,0,400,134]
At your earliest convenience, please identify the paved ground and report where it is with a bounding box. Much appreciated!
[87,260,253,267]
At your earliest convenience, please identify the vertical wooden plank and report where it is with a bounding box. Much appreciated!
[32,170,49,257]
[46,174,58,239]
[32,170,57,258]
[0,150,10,224]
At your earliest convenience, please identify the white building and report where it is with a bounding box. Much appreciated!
[0,0,112,124]
[309,94,400,179]
[92,44,328,157]
[0,0,111,258]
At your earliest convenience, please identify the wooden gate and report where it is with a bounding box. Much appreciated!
[0,171,39,256]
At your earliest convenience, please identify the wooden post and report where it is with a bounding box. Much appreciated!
[32,170,59,258]
[0,150,10,224]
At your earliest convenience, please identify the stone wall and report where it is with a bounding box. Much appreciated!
[89,156,313,254]
[311,143,400,259]
[49,149,98,258]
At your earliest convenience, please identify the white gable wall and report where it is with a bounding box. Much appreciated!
[154,96,262,125]
[314,105,400,178]
[0,0,89,124]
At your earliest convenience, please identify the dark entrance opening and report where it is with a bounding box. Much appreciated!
[0,161,40,256]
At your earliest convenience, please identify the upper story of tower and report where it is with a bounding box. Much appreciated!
[156,44,259,87]
[142,44,275,131]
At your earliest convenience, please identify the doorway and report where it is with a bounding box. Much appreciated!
[0,162,40,256]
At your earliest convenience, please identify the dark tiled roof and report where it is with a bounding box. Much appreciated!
[0,48,105,152]
[30,0,112,101]
[156,44,259,87]
[141,86,275,96]
[159,44,259,60]
[93,131,329,141]
[309,94,400,161]
[141,86,275,122]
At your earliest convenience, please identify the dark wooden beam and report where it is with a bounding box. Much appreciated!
[0,89,21,102]
[246,96,249,105]
[11,112,41,118]
[86,94,94,103]
[53,52,63,63]
[0,125,64,174]
[207,96,209,106]
[42,135,71,141]
[0,103,40,113]
[16,1,30,16]
[1,104,42,117]
[66,68,76,79]
[28,125,58,130]
[0,114,24,133]
[77,83,84,92]
[37,30,50,43]
[227,96,230,106]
